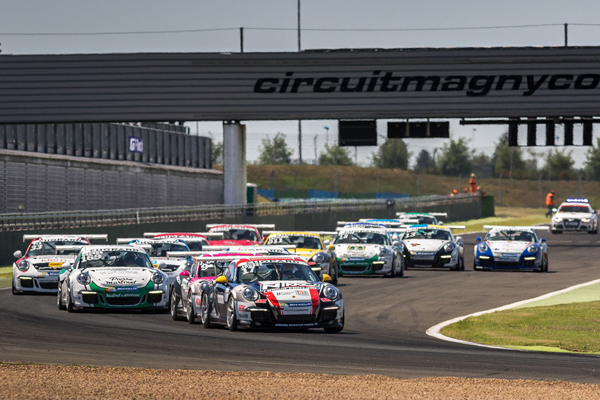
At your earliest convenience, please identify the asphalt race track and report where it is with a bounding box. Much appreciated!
[1,231,600,383]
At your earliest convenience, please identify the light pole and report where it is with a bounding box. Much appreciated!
[324,126,329,146]
[314,134,318,164]
[472,128,476,155]
[297,0,302,164]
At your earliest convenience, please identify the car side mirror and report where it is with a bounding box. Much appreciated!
[323,239,330,246]
[540,238,547,244]
[158,262,167,270]
[392,241,401,247]
[215,275,228,284]
[179,270,190,277]
[13,250,22,259]
[475,237,482,243]
[328,245,335,251]
[322,274,332,283]
[438,221,445,225]
[552,208,558,213]
[455,236,463,242]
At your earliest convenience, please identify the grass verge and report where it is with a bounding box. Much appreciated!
[0,265,12,289]
[440,301,600,354]
[453,207,549,233]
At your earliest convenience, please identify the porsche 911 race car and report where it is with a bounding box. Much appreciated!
[396,212,447,225]
[401,225,465,270]
[263,231,340,284]
[333,223,404,277]
[196,255,343,332]
[57,245,169,312]
[551,198,599,234]
[143,232,220,250]
[474,225,549,272]
[205,224,275,246]
[12,234,108,295]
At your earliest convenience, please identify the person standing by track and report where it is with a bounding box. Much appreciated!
[545,190,556,218]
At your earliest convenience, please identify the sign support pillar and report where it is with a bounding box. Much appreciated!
[223,121,247,205]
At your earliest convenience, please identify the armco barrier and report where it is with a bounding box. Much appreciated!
[0,194,483,265]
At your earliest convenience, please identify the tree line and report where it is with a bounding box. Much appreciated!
[212,132,600,181]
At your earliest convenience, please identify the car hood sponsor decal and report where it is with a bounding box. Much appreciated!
[488,241,530,253]
[260,281,320,314]
[87,268,151,287]
[336,244,379,258]
[404,240,446,252]
[26,255,76,265]
[556,212,591,219]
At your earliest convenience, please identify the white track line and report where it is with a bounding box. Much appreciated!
[426,278,600,351]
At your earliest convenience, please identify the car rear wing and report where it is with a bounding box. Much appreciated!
[54,245,86,253]
[203,245,296,252]
[142,232,223,239]
[116,238,147,244]
[205,224,276,230]
[23,234,108,242]
[167,253,300,261]
[396,212,448,218]
[262,231,338,237]
[445,226,466,231]
[483,225,550,231]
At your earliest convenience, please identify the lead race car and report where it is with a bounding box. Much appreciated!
[396,212,447,225]
[262,231,340,284]
[12,234,108,295]
[333,222,404,277]
[205,224,275,246]
[401,224,465,270]
[551,198,599,234]
[198,255,344,332]
[474,225,549,272]
[57,245,169,312]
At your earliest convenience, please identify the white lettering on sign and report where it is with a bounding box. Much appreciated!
[128,136,143,153]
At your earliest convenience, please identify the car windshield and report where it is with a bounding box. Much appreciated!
[334,231,388,245]
[197,261,228,278]
[79,250,153,269]
[213,229,258,241]
[417,216,437,224]
[28,240,87,257]
[559,206,591,213]
[148,242,188,257]
[265,235,322,250]
[186,242,204,251]
[403,229,452,241]
[237,262,318,283]
[487,230,536,242]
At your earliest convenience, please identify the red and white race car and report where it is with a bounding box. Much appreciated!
[205,224,275,247]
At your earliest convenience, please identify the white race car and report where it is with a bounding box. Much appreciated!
[396,212,447,225]
[333,223,404,277]
[57,245,169,312]
[12,234,107,295]
[401,224,465,270]
[551,198,599,234]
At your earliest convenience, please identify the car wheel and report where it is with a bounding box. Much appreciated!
[324,313,344,333]
[66,288,74,313]
[186,292,196,324]
[473,261,481,271]
[201,293,212,329]
[226,296,238,331]
[397,257,404,277]
[460,257,465,271]
[57,284,66,310]
[170,290,180,321]
[544,258,549,272]
[331,264,339,285]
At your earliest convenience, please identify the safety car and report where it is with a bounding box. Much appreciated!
[333,223,404,277]
[401,225,465,270]
[198,255,344,332]
[474,225,549,272]
[263,231,340,284]
[550,198,598,234]
[12,234,107,295]
[396,212,447,225]
[57,245,169,312]
[205,224,275,246]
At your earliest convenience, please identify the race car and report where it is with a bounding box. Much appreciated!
[12,234,108,295]
[474,225,549,272]
[205,224,275,246]
[142,232,221,250]
[197,255,344,332]
[401,224,465,270]
[396,212,447,225]
[333,223,404,277]
[551,198,599,234]
[263,231,340,284]
[57,245,169,312]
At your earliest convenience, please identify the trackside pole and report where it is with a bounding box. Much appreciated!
[223,121,247,205]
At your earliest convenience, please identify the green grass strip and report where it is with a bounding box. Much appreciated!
[441,301,600,354]
[452,215,549,234]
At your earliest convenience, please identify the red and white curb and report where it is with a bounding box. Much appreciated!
[426,278,600,350]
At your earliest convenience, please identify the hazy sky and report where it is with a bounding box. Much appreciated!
[2,0,599,167]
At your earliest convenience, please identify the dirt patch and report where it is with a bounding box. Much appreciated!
[1,364,599,399]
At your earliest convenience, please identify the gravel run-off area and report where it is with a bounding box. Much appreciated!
[1,364,600,399]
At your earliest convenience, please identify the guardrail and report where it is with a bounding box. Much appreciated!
[0,194,474,232]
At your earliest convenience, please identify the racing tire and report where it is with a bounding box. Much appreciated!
[57,284,66,310]
[473,261,482,271]
[186,292,196,324]
[331,265,339,285]
[66,289,74,313]
[170,290,181,321]
[397,258,404,277]
[226,296,238,331]
[588,230,595,234]
[201,293,212,329]
[544,259,549,273]
[324,314,344,334]
[460,257,465,271]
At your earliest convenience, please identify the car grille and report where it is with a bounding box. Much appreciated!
[563,219,580,228]
[341,265,368,272]
[38,281,58,290]
[105,296,140,306]
[276,314,315,324]
[495,261,520,267]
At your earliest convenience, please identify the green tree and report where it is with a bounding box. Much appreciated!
[436,138,472,176]
[318,144,354,166]
[491,133,539,179]
[414,149,434,173]
[472,153,493,178]
[584,138,600,180]
[371,139,410,169]
[258,132,293,165]
[211,141,223,164]
[542,148,575,180]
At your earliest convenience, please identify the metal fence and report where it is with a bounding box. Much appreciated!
[0,194,477,232]
[0,122,212,169]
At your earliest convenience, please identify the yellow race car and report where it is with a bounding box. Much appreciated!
[263,231,339,284]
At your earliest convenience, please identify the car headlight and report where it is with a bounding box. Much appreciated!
[77,272,91,285]
[553,217,562,222]
[323,285,339,300]
[444,243,456,252]
[527,245,538,253]
[378,247,389,257]
[17,260,30,272]
[478,243,488,252]
[242,286,259,301]
[151,272,165,285]
[582,218,591,223]
[312,253,326,263]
